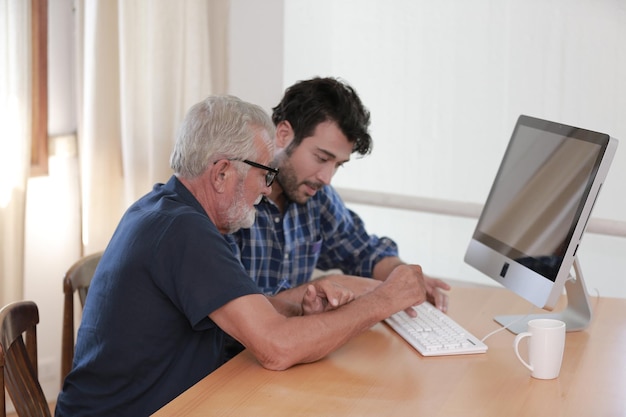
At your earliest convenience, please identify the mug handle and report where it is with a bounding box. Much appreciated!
[514,332,533,372]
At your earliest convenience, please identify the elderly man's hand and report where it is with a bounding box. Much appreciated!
[301,280,355,315]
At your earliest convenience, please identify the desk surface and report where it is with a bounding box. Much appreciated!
[153,286,626,417]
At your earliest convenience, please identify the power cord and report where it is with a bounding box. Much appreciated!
[480,305,536,343]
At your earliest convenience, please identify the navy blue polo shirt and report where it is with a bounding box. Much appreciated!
[56,176,261,417]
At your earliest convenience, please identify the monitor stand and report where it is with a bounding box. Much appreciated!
[494,257,592,335]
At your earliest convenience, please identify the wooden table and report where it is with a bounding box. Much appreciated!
[153,286,626,417]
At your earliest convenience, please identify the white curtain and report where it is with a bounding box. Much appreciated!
[0,0,31,306]
[75,0,228,254]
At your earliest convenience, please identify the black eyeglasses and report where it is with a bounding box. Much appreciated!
[229,158,279,187]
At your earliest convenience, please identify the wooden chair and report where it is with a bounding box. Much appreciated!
[0,300,51,417]
[61,251,103,385]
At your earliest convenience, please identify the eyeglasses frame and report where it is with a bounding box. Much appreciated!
[228,158,279,187]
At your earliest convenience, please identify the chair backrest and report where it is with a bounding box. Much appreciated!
[0,300,51,417]
[61,251,103,385]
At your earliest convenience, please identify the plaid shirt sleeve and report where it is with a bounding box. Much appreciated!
[315,186,399,277]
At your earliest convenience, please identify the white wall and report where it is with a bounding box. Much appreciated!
[229,0,285,110]
[233,0,626,296]
[275,0,626,296]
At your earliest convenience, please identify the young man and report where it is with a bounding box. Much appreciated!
[55,95,428,417]
[226,78,451,356]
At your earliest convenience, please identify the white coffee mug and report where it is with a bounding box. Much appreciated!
[513,318,566,379]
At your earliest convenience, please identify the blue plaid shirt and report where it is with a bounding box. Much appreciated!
[226,185,399,295]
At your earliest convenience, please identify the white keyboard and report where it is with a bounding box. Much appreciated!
[384,302,488,356]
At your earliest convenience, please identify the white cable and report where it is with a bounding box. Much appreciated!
[480,306,536,343]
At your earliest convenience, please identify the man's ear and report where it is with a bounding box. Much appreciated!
[275,121,295,149]
[210,160,230,193]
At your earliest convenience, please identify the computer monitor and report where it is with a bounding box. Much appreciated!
[464,115,618,334]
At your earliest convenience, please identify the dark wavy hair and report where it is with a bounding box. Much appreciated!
[271,77,373,156]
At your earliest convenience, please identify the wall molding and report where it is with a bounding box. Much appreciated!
[335,187,626,238]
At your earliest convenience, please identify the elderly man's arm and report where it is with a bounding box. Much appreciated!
[211,264,427,371]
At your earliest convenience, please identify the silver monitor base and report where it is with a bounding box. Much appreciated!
[494,258,592,335]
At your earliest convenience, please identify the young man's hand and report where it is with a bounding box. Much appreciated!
[301,280,355,315]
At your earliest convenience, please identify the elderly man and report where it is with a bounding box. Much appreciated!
[55,95,428,417]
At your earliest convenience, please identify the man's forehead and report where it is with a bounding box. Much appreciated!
[298,122,353,162]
